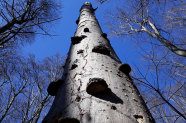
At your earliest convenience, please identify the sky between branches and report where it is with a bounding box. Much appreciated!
[20,0,141,68]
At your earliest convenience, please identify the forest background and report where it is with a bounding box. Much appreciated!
[0,0,185,122]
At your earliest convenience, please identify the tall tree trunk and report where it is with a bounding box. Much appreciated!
[43,2,155,123]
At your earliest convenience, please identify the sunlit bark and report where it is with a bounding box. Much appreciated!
[44,2,154,123]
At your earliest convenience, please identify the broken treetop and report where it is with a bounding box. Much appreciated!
[80,2,94,12]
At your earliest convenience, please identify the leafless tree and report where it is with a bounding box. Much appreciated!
[132,52,186,122]
[106,0,186,57]
[0,0,62,50]
[0,53,64,122]
[129,36,185,122]
[0,0,64,122]
[96,0,186,122]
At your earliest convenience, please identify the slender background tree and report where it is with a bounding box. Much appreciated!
[0,0,185,122]
[0,53,64,122]
[0,0,63,122]
[96,0,186,122]
[0,0,62,51]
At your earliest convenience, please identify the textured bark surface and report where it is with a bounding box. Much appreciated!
[43,2,154,123]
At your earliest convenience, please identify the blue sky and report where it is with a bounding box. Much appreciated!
[20,0,141,67]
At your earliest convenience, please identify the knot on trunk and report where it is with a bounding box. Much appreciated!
[47,80,63,96]
[92,45,110,56]
[71,35,87,45]
[118,63,131,75]
[86,78,108,95]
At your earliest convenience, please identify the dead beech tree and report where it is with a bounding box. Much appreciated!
[43,2,154,123]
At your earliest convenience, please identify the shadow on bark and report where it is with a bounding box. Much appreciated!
[93,88,123,104]
[85,113,92,122]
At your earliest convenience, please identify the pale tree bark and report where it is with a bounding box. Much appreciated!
[43,2,154,123]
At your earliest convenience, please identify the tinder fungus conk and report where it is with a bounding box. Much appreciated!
[59,118,80,123]
[86,78,108,95]
[118,63,131,75]
[47,82,61,96]
[71,35,87,45]
[92,45,110,56]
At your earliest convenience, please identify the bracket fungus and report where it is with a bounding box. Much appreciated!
[101,33,107,39]
[92,45,110,56]
[86,78,108,95]
[77,49,84,54]
[47,80,63,96]
[71,35,87,45]
[76,19,79,24]
[58,118,80,123]
[118,63,131,75]
[84,27,89,32]
[71,64,78,70]
[134,115,144,123]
